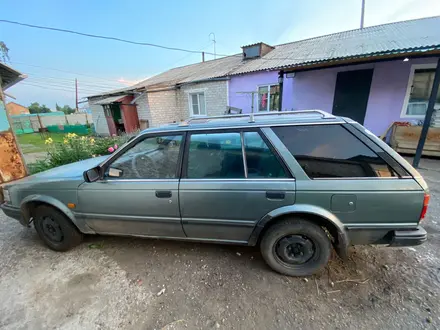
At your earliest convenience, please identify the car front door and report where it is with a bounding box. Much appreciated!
[179,129,296,243]
[77,133,185,237]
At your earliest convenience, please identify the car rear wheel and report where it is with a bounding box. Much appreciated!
[260,218,331,276]
[33,205,83,251]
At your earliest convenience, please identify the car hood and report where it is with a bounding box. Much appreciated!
[8,155,109,186]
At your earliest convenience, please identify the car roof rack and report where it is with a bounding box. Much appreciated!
[183,110,335,125]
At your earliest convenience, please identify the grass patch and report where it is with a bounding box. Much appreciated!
[17,133,83,153]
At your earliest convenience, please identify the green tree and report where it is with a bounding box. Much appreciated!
[28,102,51,114]
[61,105,75,114]
[0,41,10,63]
[55,103,75,114]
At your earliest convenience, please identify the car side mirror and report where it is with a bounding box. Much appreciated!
[84,167,100,182]
[108,167,123,178]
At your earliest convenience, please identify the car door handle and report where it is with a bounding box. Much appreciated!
[266,191,285,200]
[155,190,172,198]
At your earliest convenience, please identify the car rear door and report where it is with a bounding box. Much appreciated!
[77,133,186,237]
[179,129,296,243]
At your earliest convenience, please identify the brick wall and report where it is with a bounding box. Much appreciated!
[88,80,228,131]
[149,89,186,127]
[134,81,228,128]
[181,80,228,117]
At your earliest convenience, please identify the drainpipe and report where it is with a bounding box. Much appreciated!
[413,57,440,168]
[278,71,284,111]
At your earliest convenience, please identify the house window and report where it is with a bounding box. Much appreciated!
[189,92,206,116]
[258,85,280,112]
[403,65,440,117]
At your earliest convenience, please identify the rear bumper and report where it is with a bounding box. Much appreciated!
[389,226,427,247]
[0,203,28,226]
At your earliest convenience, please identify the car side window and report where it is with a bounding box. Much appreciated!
[186,132,245,179]
[243,132,288,178]
[107,135,183,179]
[272,125,397,178]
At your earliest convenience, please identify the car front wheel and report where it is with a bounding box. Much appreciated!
[260,218,331,276]
[33,205,83,251]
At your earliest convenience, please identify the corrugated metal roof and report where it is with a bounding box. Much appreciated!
[131,54,243,90]
[0,63,26,90]
[87,16,440,99]
[91,95,125,105]
[230,15,440,75]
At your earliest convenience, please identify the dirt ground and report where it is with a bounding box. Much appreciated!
[1,160,440,330]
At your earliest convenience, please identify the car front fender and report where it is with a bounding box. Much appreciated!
[248,204,349,259]
[20,194,95,234]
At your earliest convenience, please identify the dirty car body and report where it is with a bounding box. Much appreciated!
[1,110,429,276]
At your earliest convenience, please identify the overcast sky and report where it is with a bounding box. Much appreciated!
[1,0,440,109]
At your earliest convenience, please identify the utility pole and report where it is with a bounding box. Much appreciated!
[360,0,366,29]
[413,57,440,168]
[202,51,205,62]
[75,78,79,113]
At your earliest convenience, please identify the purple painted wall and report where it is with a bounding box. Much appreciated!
[228,71,279,112]
[228,57,439,135]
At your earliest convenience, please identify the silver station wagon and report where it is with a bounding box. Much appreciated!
[1,110,429,276]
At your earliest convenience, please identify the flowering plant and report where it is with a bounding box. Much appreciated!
[30,134,129,174]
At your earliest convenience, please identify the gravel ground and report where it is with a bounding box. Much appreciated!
[1,162,440,330]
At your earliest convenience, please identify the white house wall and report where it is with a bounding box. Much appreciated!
[89,103,110,136]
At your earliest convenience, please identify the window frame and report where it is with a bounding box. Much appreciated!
[188,91,207,117]
[400,63,439,119]
[181,128,293,180]
[257,84,280,112]
[99,132,187,181]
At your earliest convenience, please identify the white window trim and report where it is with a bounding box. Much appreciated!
[400,63,438,119]
[257,84,279,112]
[188,91,207,117]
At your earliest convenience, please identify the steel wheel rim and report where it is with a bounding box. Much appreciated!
[273,235,315,265]
[41,216,63,243]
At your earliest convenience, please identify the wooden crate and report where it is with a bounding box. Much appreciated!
[390,125,440,156]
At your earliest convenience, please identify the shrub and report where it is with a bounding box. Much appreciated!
[29,133,130,174]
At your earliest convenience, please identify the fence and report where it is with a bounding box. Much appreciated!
[11,112,93,135]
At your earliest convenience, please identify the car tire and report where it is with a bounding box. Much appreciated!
[260,218,331,276]
[33,205,83,251]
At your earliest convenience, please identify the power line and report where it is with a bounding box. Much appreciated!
[20,82,105,94]
[20,82,79,93]
[25,73,125,89]
[8,60,127,83]
[26,76,121,91]
[0,19,220,56]
[2,19,405,65]
[24,79,110,93]
[168,41,214,67]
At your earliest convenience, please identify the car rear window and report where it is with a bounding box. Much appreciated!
[272,125,398,178]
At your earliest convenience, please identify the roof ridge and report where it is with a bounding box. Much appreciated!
[273,15,440,48]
